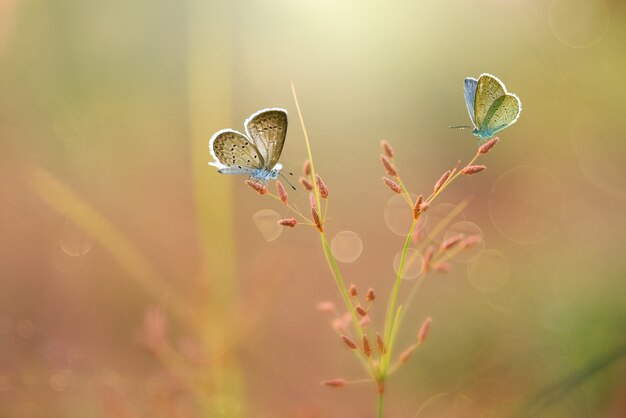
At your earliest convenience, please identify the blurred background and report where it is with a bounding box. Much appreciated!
[1,0,625,417]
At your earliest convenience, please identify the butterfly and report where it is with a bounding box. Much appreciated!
[209,108,289,184]
[451,73,521,141]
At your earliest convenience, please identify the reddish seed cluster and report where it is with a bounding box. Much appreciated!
[383,177,402,193]
[418,317,432,344]
[299,176,313,190]
[362,334,372,357]
[441,233,464,250]
[321,378,347,388]
[349,284,358,297]
[303,159,312,176]
[421,245,435,274]
[341,335,358,350]
[245,180,268,195]
[479,137,499,154]
[413,195,424,220]
[277,218,297,227]
[380,154,398,177]
[376,333,386,354]
[461,165,487,175]
[460,234,482,248]
[434,170,451,193]
[399,344,417,364]
[316,175,329,199]
[380,140,395,158]
[276,180,288,204]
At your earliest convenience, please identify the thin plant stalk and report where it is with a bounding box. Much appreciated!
[291,81,373,372]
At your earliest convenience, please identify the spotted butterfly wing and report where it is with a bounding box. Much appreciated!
[245,108,288,170]
[209,129,265,175]
[473,74,521,139]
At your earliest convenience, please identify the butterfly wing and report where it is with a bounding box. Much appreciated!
[473,74,508,131]
[245,108,288,170]
[483,93,521,134]
[464,77,478,127]
[209,129,265,173]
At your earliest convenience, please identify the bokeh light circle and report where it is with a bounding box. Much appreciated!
[443,221,485,263]
[331,230,363,263]
[49,373,68,392]
[489,166,565,244]
[384,193,426,236]
[424,203,465,243]
[51,244,84,273]
[60,220,93,256]
[549,0,609,49]
[467,249,510,292]
[393,248,422,280]
[252,209,282,242]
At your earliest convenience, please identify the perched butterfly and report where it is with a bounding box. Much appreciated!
[451,73,521,141]
[209,108,289,184]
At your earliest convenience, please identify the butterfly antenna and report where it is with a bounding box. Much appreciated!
[280,172,297,190]
[449,125,471,129]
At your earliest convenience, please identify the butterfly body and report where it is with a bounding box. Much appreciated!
[209,108,288,184]
[460,73,521,141]
[216,165,282,181]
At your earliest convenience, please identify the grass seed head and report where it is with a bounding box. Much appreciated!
[316,301,337,313]
[383,177,402,193]
[418,317,432,344]
[479,136,499,154]
[441,233,464,250]
[349,284,358,297]
[245,180,268,195]
[277,218,297,227]
[341,335,358,350]
[299,176,313,191]
[321,378,347,388]
[413,195,424,219]
[433,262,452,273]
[399,344,417,364]
[434,170,451,193]
[460,234,483,248]
[311,205,323,232]
[380,154,398,177]
[422,245,435,274]
[362,334,372,357]
[316,174,329,199]
[376,332,387,354]
[276,180,288,204]
[303,159,312,176]
[461,165,487,175]
[380,140,395,158]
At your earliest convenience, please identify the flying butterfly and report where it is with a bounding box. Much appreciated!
[209,108,291,185]
[451,73,521,141]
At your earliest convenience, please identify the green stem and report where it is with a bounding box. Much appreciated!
[377,387,384,418]
[320,233,374,372]
[382,217,418,371]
